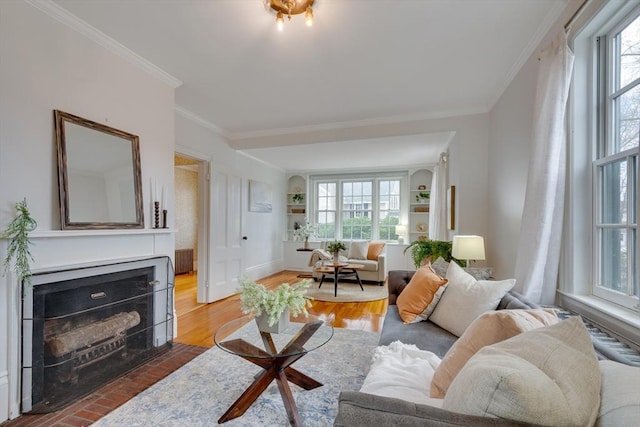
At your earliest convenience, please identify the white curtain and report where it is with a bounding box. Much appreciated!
[514,30,574,304]
[429,152,448,240]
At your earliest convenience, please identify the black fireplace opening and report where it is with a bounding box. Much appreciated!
[25,266,171,413]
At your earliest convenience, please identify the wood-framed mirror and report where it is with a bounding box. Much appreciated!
[54,110,144,229]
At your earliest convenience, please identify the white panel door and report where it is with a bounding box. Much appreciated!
[208,171,243,302]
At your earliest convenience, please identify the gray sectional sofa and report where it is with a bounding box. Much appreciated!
[334,269,640,427]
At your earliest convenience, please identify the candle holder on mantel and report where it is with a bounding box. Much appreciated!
[162,209,168,229]
[154,202,160,229]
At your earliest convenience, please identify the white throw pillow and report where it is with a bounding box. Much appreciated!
[596,360,640,427]
[360,341,444,408]
[442,317,601,427]
[429,261,515,336]
[348,240,369,260]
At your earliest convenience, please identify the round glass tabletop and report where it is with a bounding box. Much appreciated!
[214,314,334,359]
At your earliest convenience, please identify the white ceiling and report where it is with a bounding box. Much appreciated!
[50,0,567,171]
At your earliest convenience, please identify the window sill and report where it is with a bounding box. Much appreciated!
[557,291,640,350]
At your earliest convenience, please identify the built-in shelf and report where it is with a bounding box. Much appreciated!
[408,169,433,240]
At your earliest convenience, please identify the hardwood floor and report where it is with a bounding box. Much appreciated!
[174,270,388,347]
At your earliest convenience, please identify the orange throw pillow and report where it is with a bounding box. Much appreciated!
[367,242,386,260]
[429,308,559,398]
[396,266,448,324]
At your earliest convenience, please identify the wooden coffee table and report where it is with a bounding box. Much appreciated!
[314,263,365,297]
[214,315,333,426]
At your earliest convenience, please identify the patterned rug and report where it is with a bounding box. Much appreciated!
[93,322,379,426]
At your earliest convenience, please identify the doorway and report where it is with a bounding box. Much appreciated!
[174,154,208,316]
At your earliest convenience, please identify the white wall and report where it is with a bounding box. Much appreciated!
[175,114,287,279]
[0,1,176,421]
[487,56,539,279]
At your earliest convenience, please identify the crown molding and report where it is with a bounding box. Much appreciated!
[486,0,568,110]
[228,107,487,141]
[236,150,285,173]
[174,105,230,137]
[25,0,182,89]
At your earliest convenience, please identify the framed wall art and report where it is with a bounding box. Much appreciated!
[447,185,456,230]
[249,180,273,213]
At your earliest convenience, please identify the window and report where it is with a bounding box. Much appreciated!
[593,11,640,308]
[311,175,403,241]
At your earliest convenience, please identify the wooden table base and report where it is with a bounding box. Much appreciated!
[217,321,324,426]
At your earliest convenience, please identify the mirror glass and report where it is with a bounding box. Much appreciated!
[55,110,144,229]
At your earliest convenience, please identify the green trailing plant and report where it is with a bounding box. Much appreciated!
[326,240,347,254]
[2,198,37,286]
[292,193,304,204]
[238,277,312,326]
[403,239,464,269]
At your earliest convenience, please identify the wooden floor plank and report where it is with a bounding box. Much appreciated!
[175,271,388,347]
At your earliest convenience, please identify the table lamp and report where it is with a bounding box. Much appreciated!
[452,235,485,267]
[395,225,407,244]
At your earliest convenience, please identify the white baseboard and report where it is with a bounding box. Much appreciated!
[244,260,283,280]
[0,372,9,423]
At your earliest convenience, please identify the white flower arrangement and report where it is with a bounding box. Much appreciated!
[238,277,313,326]
[293,218,315,241]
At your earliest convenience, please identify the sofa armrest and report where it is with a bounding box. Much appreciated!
[377,253,387,282]
[334,392,538,427]
[387,270,415,305]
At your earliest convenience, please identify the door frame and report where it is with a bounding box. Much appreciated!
[175,147,210,303]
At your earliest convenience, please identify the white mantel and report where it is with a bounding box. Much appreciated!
[0,229,174,421]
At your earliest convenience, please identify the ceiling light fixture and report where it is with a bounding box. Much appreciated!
[267,0,314,31]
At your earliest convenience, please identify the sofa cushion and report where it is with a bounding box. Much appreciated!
[430,308,559,398]
[596,360,640,427]
[352,259,379,272]
[379,306,458,357]
[348,240,369,260]
[359,341,443,407]
[429,262,515,337]
[430,257,449,277]
[442,317,601,427]
[396,266,448,323]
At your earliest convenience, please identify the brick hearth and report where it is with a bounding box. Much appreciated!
[2,343,207,427]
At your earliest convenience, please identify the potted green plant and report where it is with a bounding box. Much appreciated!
[415,192,431,203]
[238,277,312,333]
[403,239,463,269]
[2,198,37,287]
[292,193,304,204]
[326,240,347,264]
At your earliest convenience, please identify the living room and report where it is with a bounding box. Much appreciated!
[1,0,639,425]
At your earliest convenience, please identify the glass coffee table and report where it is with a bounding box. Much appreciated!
[214,314,334,426]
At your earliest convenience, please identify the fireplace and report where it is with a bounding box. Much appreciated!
[21,257,174,413]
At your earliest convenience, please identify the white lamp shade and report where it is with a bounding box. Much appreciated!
[395,225,407,235]
[452,235,485,261]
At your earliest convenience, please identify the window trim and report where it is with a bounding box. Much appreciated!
[309,172,406,242]
[589,5,640,309]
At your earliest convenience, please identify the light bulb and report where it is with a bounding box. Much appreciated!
[305,6,313,27]
[276,11,284,31]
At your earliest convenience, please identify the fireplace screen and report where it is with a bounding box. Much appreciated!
[22,262,173,413]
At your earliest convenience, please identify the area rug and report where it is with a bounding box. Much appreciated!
[93,322,379,427]
[306,281,388,302]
